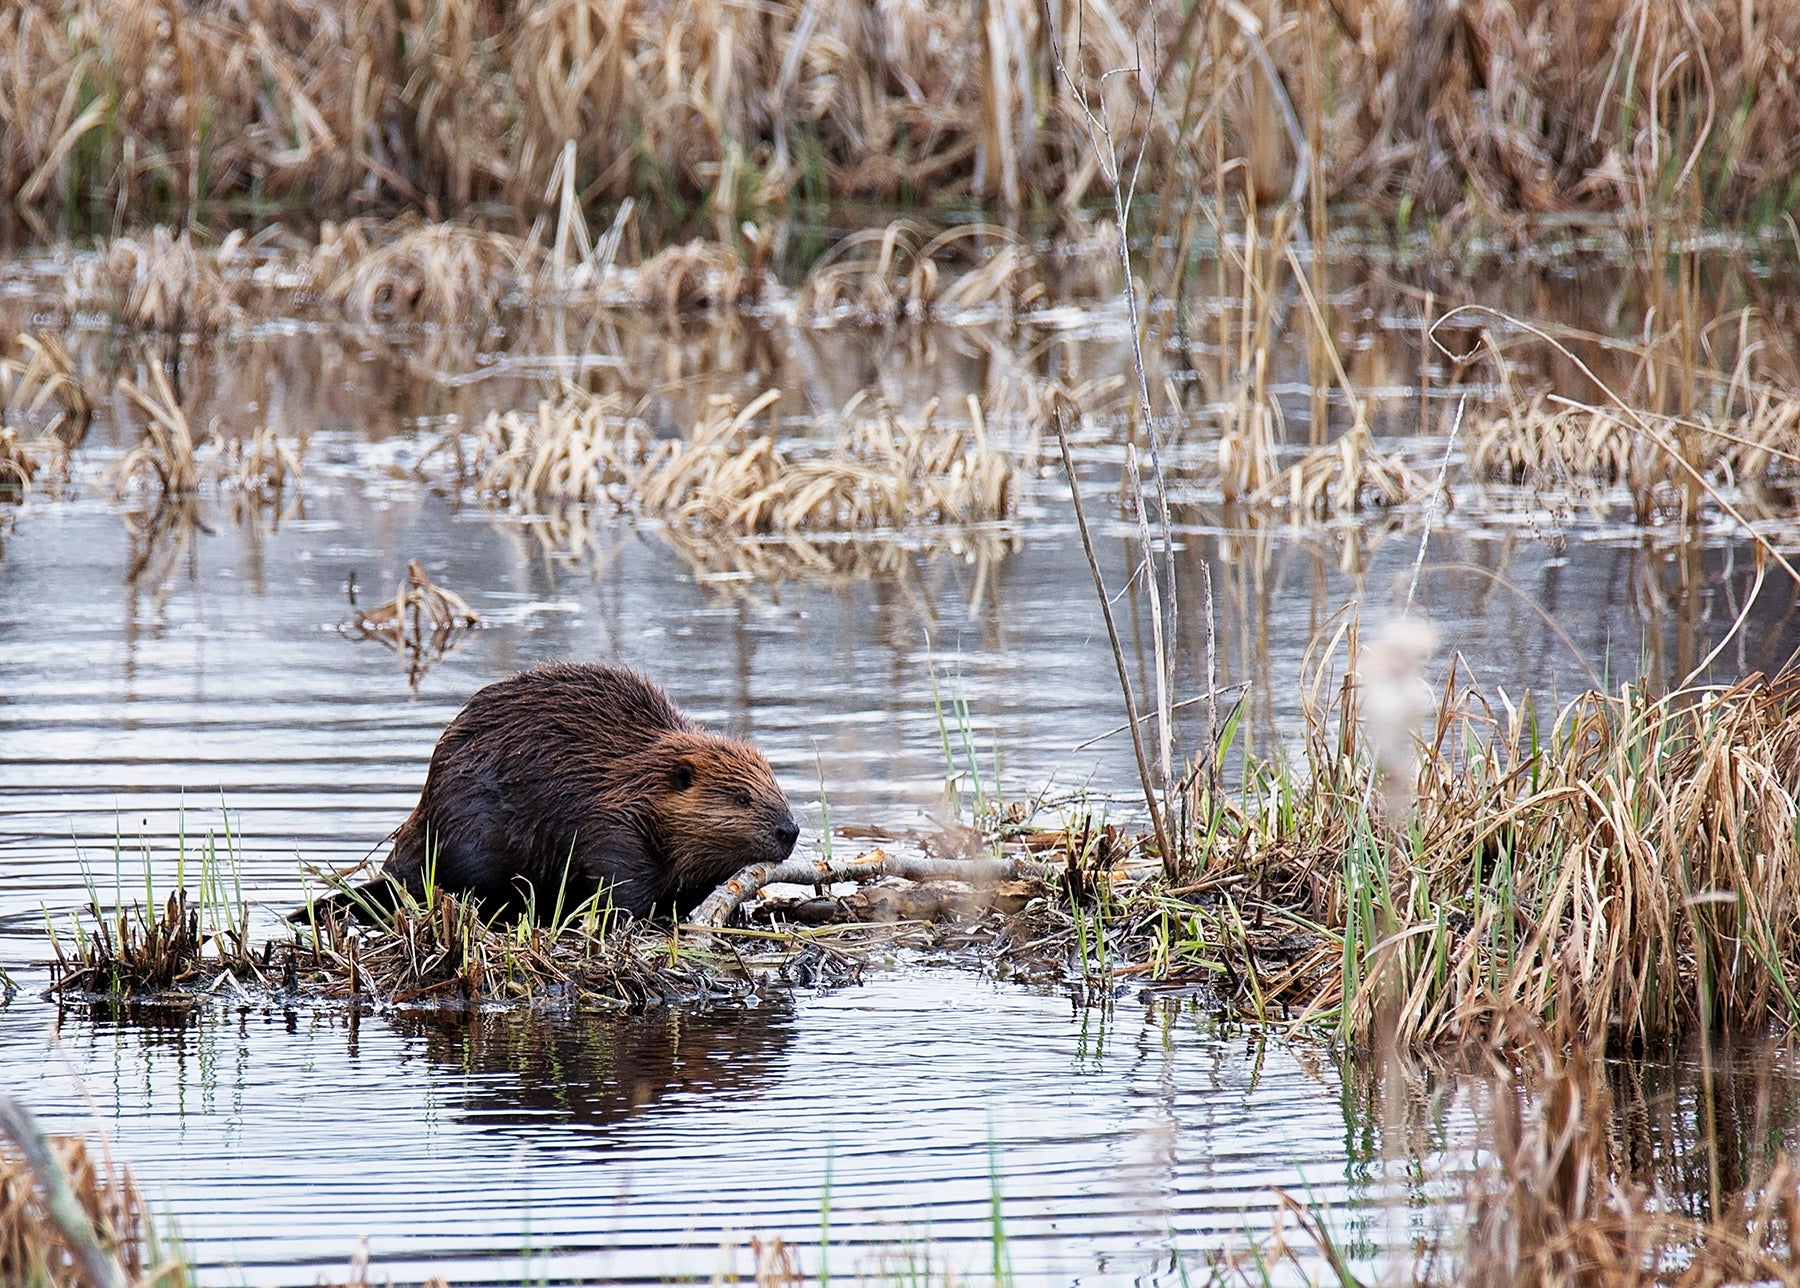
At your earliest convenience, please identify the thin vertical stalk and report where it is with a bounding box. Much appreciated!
[1054,401,1175,875]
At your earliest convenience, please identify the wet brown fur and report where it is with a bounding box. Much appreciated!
[305,663,798,924]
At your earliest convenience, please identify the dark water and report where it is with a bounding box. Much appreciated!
[4,244,1800,1281]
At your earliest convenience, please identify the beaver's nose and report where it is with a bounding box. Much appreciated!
[776,815,800,854]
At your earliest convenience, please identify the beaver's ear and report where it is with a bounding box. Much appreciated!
[672,759,696,791]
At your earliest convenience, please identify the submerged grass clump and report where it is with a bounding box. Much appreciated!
[474,386,1017,534]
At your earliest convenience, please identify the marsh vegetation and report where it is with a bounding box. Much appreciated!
[5,0,1800,1282]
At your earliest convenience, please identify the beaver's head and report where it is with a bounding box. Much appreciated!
[649,731,799,889]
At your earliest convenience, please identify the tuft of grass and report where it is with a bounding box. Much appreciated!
[474,388,647,507]
[1118,625,1800,1052]
[640,391,1016,533]
[470,384,1017,538]
[322,219,524,328]
[81,227,244,336]
[109,366,201,500]
[283,878,746,1010]
[1471,390,1800,523]
[47,812,254,1001]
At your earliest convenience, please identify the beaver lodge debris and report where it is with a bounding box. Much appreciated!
[344,560,480,689]
[686,849,1049,941]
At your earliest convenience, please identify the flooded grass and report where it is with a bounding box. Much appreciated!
[1075,642,1800,1053]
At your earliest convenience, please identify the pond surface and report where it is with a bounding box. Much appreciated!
[3,244,1800,1281]
[4,972,1385,1284]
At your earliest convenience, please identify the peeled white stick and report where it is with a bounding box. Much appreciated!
[684,845,1047,935]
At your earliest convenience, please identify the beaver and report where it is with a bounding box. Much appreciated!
[302,663,799,924]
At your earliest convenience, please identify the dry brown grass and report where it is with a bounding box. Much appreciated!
[4,0,1792,231]
[0,335,90,445]
[109,367,201,500]
[1250,422,1438,517]
[475,389,648,506]
[76,228,244,335]
[640,391,1016,532]
[1471,391,1800,521]
[0,1115,175,1288]
[322,219,524,327]
[660,523,1017,608]
[471,385,1016,536]
[0,335,87,501]
[632,240,754,314]
[1050,611,1800,1054]
[797,223,1045,326]
[204,425,305,498]
[1455,1036,1800,1288]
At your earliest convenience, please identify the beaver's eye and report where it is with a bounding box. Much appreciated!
[733,791,751,809]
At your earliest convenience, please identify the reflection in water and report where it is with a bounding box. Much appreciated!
[387,1001,795,1132]
[1343,1033,1800,1254]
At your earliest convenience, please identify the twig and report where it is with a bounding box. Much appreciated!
[1405,394,1463,611]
